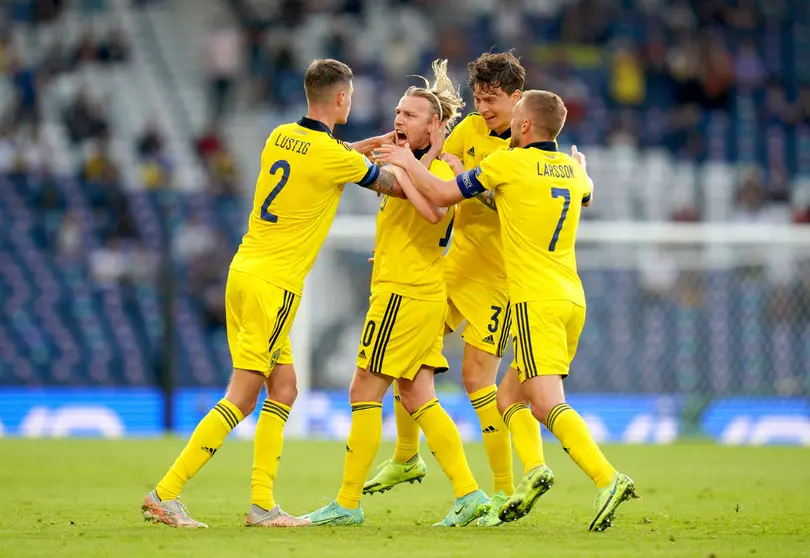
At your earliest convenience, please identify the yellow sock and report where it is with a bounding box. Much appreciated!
[156,398,243,500]
[393,384,421,463]
[413,398,479,498]
[503,403,545,473]
[546,403,616,488]
[469,385,513,494]
[251,399,289,510]
[336,402,382,510]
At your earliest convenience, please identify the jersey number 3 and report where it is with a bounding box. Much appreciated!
[548,187,570,252]
[260,160,291,223]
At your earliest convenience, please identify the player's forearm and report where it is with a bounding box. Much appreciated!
[583,176,594,207]
[390,165,446,224]
[402,158,454,207]
[349,136,383,156]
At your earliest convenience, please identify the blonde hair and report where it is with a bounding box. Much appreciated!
[405,59,466,128]
[522,90,568,139]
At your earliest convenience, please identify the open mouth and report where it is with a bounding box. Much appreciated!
[395,130,408,145]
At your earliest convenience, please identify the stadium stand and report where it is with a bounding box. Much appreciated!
[1,0,809,398]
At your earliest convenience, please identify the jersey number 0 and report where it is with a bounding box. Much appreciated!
[260,160,291,223]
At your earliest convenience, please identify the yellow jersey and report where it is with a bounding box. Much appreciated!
[230,117,379,295]
[456,141,592,307]
[442,112,510,285]
[371,154,456,301]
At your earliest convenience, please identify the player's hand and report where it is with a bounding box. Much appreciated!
[368,248,375,264]
[571,145,587,171]
[440,153,464,175]
[377,131,396,147]
[429,120,446,154]
[374,143,416,168]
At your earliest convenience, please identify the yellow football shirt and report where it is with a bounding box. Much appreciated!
[456,141,592,306]
[230,117,379,295]
[442,112,510,285]
[371,155,456,302]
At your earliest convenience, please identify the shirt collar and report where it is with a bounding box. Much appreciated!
[412,144,432,160]
[525,141,558,152]
[297,117,332,135]
[490,127,512,140]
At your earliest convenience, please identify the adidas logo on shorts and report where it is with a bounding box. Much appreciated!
[467,147,475,157]
[358,349,367,359]
[482,335,495,345]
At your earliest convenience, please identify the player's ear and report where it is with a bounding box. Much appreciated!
[511,90,522,105]
[428,113,440,133]
[337,90,346,107]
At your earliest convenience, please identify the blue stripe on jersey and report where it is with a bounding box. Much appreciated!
[357,163,380,188]
[456,168,486,198]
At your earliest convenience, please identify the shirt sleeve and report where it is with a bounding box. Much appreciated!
[455,150,504,198]
[573,159,592,203]
[335,141,380,187]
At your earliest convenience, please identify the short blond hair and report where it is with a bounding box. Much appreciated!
[304,59,353,103]
[522,90,568,139]
[405,59,466,128]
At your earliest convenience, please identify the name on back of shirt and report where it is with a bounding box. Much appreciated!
[537,162,576,179]
[275,134,311,155]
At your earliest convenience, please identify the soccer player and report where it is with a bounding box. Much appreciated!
[141,59,422,529]
[363,51,531,527]
[375,90,638,532]
[302,60,490,527]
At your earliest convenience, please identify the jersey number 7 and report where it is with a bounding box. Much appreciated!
[548,187,570,252]
[260,160,291,223]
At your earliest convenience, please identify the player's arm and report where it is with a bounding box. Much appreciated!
[571,145,593,207]
[474,190,497,211]
[375,144,477,207]
[349,132,395,156]
[336,141,409,199]
[388,165,447,224]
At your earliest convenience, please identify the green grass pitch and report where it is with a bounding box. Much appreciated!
[1,439,808,557]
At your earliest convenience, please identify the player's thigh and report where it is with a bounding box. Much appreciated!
[264,362,297,407]
[356,292,447,381]
[511,300,572,381]
[226,269,301,377]
[446,271,511,358]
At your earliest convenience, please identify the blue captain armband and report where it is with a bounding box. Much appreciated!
[357,157,380,188]
[456,167,486,198]
[582,193,592,204]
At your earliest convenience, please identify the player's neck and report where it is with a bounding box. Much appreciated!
[304,108,337,132]
[493,121,510,136]
[523,134,555,148]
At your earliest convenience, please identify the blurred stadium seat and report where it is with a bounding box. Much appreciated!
[1,0,809,441]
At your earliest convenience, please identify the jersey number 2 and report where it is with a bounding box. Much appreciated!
[260,160,291,223]
[548,187,570,251]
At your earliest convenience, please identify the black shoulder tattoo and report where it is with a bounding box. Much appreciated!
[475,190,497,211]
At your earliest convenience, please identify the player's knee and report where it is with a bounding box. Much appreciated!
[529,394,564,426]
[397,374,435,414]
[348,367,388,404]
[461,346,499,394]
[226,394,257,417]
[496,388,519,415]
[266,378,298,407]
[462,368,490,395]
[398,389,427,414]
